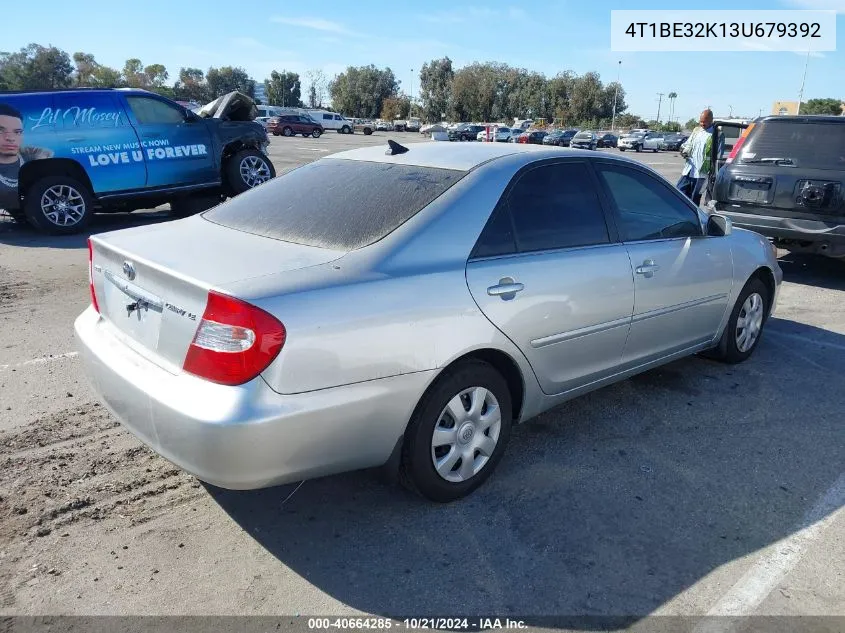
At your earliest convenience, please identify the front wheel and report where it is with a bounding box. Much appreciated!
[24,176,94,235]
[282,127,293,137]
[400,360,513,502]
[619,147,626,152]
[705,277,770,364]
[225,149,275,195]
[341,126,351,134]
[635,144,642,152]
[312,129,322,138]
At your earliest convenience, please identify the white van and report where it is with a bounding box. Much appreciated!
[256,105,285,119]
[306,110,354,134]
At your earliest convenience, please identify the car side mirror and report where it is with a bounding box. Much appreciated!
[707,213,732,237]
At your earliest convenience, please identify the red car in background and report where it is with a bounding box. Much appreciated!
[517,130,548,145]
[268,114,324,138]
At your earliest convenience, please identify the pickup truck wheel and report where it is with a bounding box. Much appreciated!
[312,129,322,138]
[282,127,293,137]
[24,176,94,235]
[226,149,275,195]
[400,360,512,502]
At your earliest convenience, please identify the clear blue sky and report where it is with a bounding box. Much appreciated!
[3,0,844,121]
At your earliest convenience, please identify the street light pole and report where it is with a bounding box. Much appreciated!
[611,60,621,131]
[410,68,414,117]
[656,92,664,123]
[797,45,810,115]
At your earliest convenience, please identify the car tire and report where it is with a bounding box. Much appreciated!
[400,359,513,503]
[312,129,322,138]
[272,130,281,136]
[170,191,223,217]
[23,176,94,235]
[619,147,626,151]
[225,149,276,195]
[704,277,770,364]
[341,126,351,134]
[363,128,372,136]
[282,127,293,137]
[635,144,642,152]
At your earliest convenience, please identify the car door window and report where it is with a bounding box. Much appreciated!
[473,162,609,257]
[126,97,186,125]
[597,164,702,241]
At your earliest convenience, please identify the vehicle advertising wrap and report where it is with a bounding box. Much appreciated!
[0,93,215,210]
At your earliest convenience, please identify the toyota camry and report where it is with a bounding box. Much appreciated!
[76,141,782,502]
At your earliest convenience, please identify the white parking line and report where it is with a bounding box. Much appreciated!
[294,147,330,152]
[693,473,845,631]
[0,351,79,371]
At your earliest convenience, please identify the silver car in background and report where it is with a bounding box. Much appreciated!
[76,143,782,502]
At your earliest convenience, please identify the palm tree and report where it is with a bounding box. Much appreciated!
[668,92,677,129]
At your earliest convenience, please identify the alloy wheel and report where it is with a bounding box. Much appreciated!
[239,156,272,188]
[40,185,86,227]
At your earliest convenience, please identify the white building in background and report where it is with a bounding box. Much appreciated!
[253,80,267,104]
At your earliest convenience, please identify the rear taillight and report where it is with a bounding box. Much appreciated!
[183,291,286,386]
[87,238,100,314]
[727,123,755,164]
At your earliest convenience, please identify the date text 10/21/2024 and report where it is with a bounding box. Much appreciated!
[306,618,528,630]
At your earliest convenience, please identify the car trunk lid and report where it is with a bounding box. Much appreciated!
[89,217,345,372]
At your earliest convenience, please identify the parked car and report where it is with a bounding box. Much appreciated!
[661,133,688,151]
[618,131,662,152]
[76,142,781,502]
[421,123,448,135]
[476,127,514,142]
[268,114,324,138]
[308,110,354,134]
[518,130,547,145]
[449,125,486,142]
[354,121,375,135]
[0,89,273,233]
[376,120,392,131]
[597,133,618,148]
[570,131,598,150]
[710,115,845,259]
[254,116,272,129]
[405,118,422,133]
[542,130,577,147]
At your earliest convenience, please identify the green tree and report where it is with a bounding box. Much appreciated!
[0,44,73,90]
[801,98,842,115]
[174,67,208,103]
[305,69,328,108]
[206,66,255,99]
[72,52,97,86]
[266,70,302,107]
[419,57,454,122]
[90,64,122,88]
[122,58,146,87]
[381,96,410,120]
[143,63,168,88]
[684,117,698,130]
[329,65,399,118]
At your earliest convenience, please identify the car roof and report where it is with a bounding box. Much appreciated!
[756,115,845,124]
[325,141,639,171]
[0,88,153,97]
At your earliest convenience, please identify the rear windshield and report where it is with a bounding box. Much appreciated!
[203,160,466,250]
[740,120,845,170]
[574,132,591,138]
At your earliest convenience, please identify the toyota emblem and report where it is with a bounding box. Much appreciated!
[122,261,136,281]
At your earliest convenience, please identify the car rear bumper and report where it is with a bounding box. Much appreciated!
[74,307,434,490]
[718,208,845,245]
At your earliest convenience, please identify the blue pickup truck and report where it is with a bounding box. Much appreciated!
[0,89,274,234]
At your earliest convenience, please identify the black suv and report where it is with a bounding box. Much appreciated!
[448,125,485,142]
[710,116,845,259]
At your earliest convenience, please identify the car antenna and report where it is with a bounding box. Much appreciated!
[386,139,409,155]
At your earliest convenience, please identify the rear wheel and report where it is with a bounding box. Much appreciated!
[400,360,512,502]
[312,129,322,138]
[225,149,275,195]
[23,176,94,235]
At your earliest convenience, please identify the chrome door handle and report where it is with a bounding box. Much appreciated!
[487,278,524,298]
[635,260,660,277]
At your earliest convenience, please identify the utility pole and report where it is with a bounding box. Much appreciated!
[611,60,621,131]
[797,45,810,115]
[656,92,664,123]
[410,68,414,117]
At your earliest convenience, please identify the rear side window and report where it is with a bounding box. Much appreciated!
[126,97,185,125]
[204,160,466,250]
[739,120,845,170]
[473,162,609,257]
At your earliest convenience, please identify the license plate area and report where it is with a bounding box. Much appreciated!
[729,178,773,204]
[102,272,164,352]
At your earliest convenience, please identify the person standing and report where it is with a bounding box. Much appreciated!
[677,109,714,206]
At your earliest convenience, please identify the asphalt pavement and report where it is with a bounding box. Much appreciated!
[0,133,842,623]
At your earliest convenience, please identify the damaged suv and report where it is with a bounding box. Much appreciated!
[0,89,274,234]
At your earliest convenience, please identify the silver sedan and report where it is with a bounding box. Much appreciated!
[75,142,782,502]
